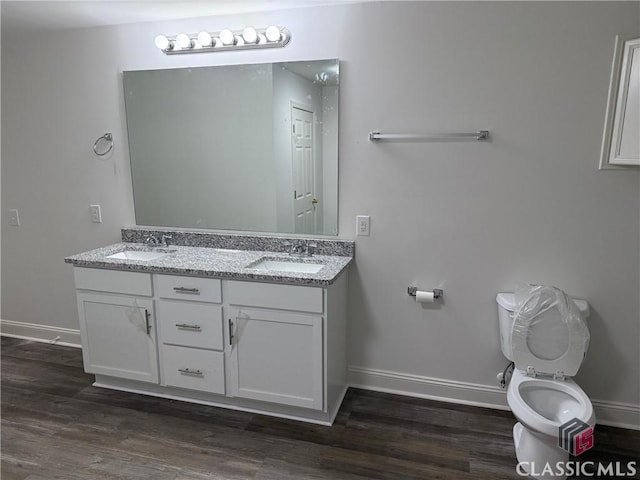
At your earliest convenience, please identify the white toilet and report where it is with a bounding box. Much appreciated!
[496,287,595,479]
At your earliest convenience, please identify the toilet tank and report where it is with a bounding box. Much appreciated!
[496,292,590,361]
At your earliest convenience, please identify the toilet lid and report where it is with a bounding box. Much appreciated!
[511,286,589,377]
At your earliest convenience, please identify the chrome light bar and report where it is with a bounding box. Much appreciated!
[155,26,291,55]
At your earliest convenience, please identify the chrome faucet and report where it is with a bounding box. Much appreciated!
[145,235,160,246]
[291,242,306,255]
[145,234,172,248]
[307,242,317,256]
[160,235,172,247]
[285,240,318,257]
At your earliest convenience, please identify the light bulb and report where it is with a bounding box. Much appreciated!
[197,31,213,47]
[265,25,281,42]
[219,29,235,46]
[154,34,172,50]
[242,27,258,44]
[176,33,193,49]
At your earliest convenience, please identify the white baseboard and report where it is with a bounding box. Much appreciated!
[348,366,640,431]
[348,365,509,410]
[591,399,640,430]
[0,319,81,348]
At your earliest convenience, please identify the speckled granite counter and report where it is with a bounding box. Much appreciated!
[121,227,354,257]
[65,243,352,286]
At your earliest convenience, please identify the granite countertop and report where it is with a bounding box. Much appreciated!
[65,243,352,286]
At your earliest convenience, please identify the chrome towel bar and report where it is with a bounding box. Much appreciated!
[369,130,490,142]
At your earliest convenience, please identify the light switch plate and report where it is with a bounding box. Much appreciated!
[90,205,102,223]
[8,209,20,226]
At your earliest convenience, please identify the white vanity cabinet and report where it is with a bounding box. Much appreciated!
[72,265,349,425]
[74,268,158,383]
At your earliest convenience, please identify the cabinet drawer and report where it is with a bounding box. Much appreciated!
[225,280,323,313]
[155,275,221,303]
[74,267,152,296]
[161,345,225,394]
[157,300,223,350]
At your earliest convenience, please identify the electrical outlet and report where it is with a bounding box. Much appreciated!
[8,209,20,226]
[356,215,370,236]
[90,204,102,223]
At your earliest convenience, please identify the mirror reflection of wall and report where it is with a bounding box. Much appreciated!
[123,59,339,235]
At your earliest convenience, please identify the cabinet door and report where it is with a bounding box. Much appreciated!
[227,307,323,410]
[76,293,158,383]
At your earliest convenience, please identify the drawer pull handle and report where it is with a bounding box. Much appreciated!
[144,309,152,335]
[173,287,200,295]
[178,368,204,377]
[175,323,202,331]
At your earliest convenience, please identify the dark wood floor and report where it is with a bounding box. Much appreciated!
[1,337,638,480]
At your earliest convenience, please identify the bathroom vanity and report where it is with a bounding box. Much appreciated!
[66,230,353,425]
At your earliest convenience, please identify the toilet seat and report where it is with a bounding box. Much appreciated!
[507,369,594,438]
[511,287,589,378]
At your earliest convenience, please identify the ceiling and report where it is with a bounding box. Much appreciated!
[0,1,361,36]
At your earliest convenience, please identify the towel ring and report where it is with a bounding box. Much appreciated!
[93,133,114,156]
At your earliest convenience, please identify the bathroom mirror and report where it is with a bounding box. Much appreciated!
[123,59,339,235]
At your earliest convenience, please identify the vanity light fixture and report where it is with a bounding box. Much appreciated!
[265,25,282,42]
[315,71,329,83]
[154,34,173,51]
[196,31,215,47]
[242,27,259,44]
[175,33,193,49]
[155,26,290,55]
[219,28,236,46]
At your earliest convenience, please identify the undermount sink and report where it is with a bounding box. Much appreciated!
[105,250,169,261]
[246,257,325,274]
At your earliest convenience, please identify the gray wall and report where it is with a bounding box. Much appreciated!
[2,2,639,417]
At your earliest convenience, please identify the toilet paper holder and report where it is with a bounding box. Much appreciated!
[407,287,443,299]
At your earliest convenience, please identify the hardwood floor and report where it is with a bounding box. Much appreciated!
[1,336,638,479]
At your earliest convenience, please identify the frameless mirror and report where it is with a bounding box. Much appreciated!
[123,59,339,235]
